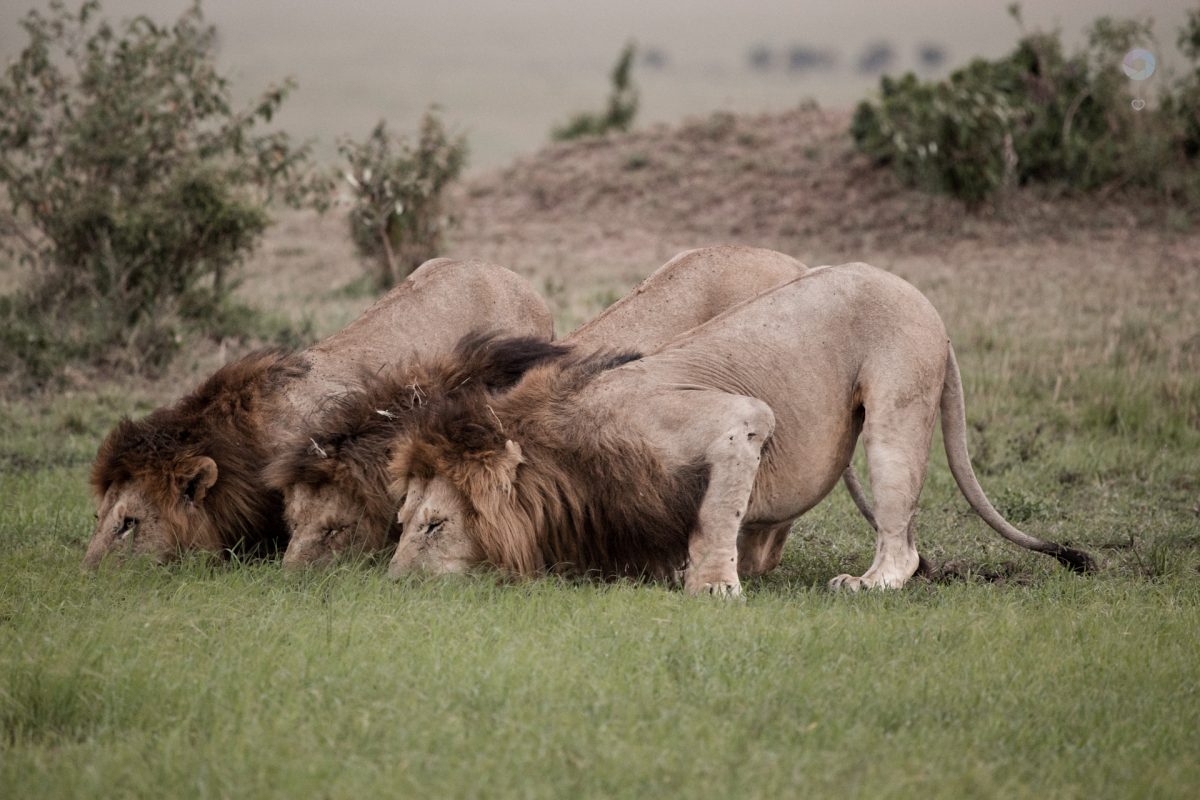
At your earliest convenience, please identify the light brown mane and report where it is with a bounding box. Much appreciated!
[90,348,309,552]
[396,348,710,579]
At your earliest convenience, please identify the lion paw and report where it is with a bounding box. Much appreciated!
[828,573,869,592]
[828,572,910,591]
[685,578,743,599]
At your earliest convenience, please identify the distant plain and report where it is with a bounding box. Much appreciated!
[2,0,1194,167]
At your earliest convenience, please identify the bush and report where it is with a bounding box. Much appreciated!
[851,5,1200,206]
[552,42,639,141]
[339,112,467,290]
[850,73,1019,204]
[0,1,327,381]
[1164,8,1200,159]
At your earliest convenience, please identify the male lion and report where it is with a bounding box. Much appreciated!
[84,259,553,568]
[264,333,571,567]
[266,246,873,569]
[387,263,1094,594]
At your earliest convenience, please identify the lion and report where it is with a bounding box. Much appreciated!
[265,246,876,569]
[264,333,571,567]
[387,263,1095,594]
[84,258,553,569]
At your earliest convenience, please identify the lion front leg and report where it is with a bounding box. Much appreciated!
[683,396,775,598]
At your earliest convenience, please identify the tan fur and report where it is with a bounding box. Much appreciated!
[388,263,1094,593]
[572,246,877,574]
[84,259,552,568]
[272,245,863,569]
[566,245,802,352]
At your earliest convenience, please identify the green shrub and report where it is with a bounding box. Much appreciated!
[552,42,639,141]
[1165,8,1200,159]
[339,112,467,290]
[851,5,1200,206]
[850,73,1018,204]
[0,1,327,381]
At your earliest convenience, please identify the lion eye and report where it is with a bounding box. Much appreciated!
[115,516,137,539]
[424,519,445,537]
[322,527,343,542]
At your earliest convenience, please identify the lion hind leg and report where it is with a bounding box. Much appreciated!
[738,520,794,578]
[829,393,938,592]
[683,396,775,598]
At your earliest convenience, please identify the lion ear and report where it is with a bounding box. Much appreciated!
[181,456,218,505]
[499,440,524,486]
[386,438,414,501]
[465,439,523,508]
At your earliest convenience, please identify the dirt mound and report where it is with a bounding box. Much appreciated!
[454,105,1156,274]
[459,107,950,257]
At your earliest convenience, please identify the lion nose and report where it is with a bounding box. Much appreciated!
[281,548,304,570]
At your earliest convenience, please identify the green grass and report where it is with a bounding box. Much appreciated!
[2,359,1199,798]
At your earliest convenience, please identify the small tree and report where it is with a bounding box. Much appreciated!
[0,1,326,376]
[552,42,639,141]
[339,111,467,290]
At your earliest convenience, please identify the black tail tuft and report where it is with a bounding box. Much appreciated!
[1052,545,1098,574]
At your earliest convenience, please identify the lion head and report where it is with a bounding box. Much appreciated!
[389,431,530,577]
[85,350,306,568]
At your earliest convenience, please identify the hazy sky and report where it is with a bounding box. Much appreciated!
[2,1,1192,168]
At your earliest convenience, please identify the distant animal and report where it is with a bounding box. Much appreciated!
[641,47,669,70]
[387,263,1094,594]
[84,259,553,568]
[266,246,873,570]
[857,41,896,74]
[748,44,774,72]
[787,45,836,72]
[917,43,947,69]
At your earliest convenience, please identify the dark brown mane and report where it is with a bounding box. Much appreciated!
[403,347,708,579]
[264,332,573,496]
[90,348,310,553]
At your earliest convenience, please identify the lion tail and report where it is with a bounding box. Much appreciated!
[939,343,1096,573]
[840,466,877,532]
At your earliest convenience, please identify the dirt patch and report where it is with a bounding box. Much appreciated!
[918,558,1038,587]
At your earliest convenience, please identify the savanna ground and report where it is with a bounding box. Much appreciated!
[3,107,1200,797]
